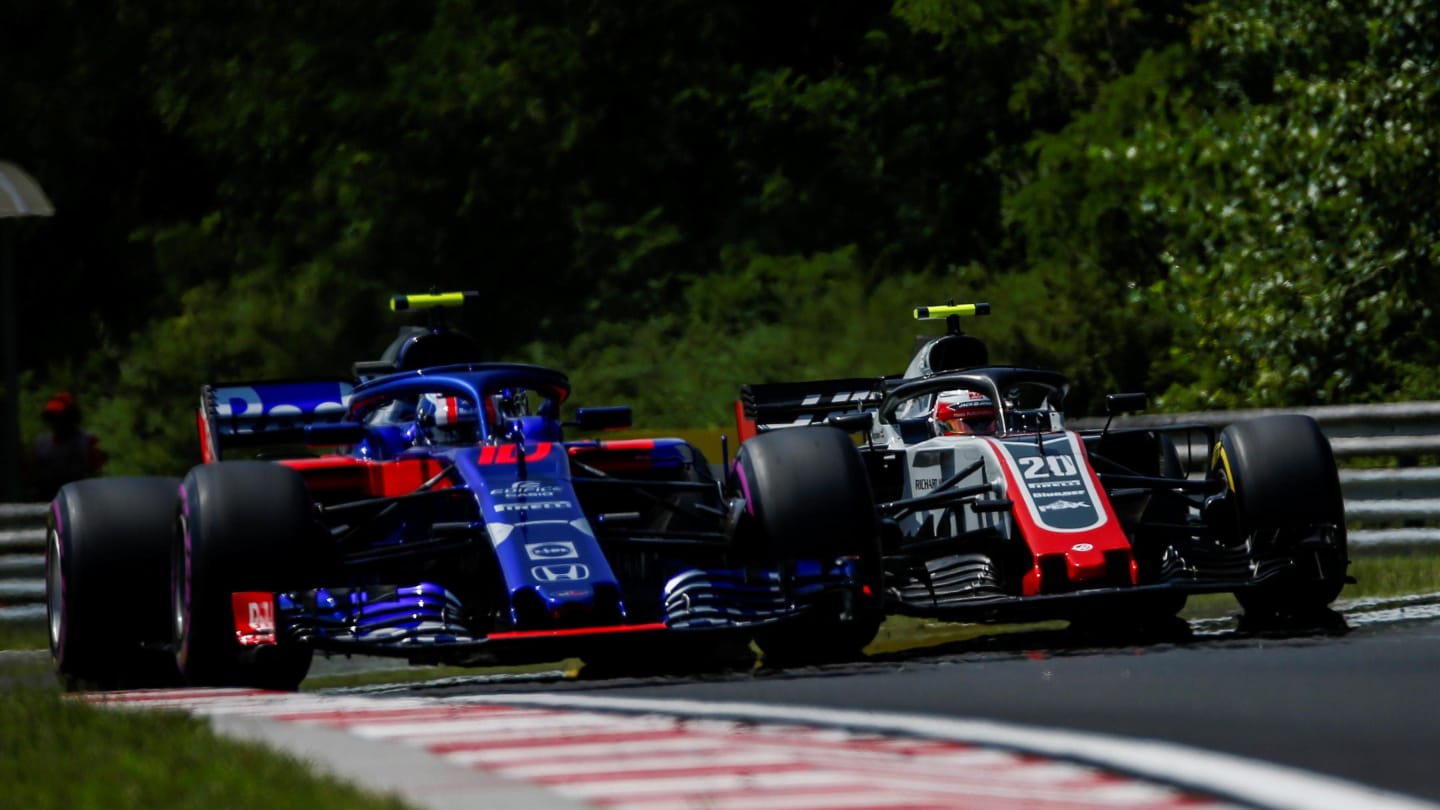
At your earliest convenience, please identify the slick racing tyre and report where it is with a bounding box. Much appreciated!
[1211,414,1348,618]
[48,477,183,690]
[731,426,883,665]
[174,461,317,689]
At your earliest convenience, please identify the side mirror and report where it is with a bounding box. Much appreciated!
[568,406,633,431]
[305,422,368,445]
[825,411,874,433]
[895,416,934,444]
[1105,393,1148,415]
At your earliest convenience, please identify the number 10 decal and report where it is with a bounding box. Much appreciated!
[478,442,553,464]
[1019,455,1078,480]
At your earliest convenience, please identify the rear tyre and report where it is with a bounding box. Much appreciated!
[174,462,317,689]
[1211,415,1348,618]
[731,427,883,665]
[47,477,183,690]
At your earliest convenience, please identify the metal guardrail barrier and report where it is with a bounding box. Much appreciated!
[1071,401,1440,546]
[0,502,46,622]
[2,402,1437,622]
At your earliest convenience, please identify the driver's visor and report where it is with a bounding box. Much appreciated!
[938,416,996,435]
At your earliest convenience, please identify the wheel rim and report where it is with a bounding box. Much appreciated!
[46,527,63,654]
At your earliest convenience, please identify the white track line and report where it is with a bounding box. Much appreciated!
[90,689,1232,809]
[443,692,1440,810]
[88,688,1440,809]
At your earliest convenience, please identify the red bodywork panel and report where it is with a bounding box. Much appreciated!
[568,439,662,475]
[487,622,669,641]
[734,400,758,443]
[278,456,453,498]
[197,409,216,464]
[984,435,1137,596]
[232,592,277,647]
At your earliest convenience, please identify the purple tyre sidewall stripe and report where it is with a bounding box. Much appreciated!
[734,459,755,516]
[176,483,193,668]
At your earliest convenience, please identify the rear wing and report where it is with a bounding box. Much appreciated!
[198,378,354,462]
[735,377,889,442]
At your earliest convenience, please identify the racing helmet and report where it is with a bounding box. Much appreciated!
[934,389,997,435]
[416,392,480,443]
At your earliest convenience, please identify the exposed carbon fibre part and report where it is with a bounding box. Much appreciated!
[893,552,1006,607]
[662,560,866,629]
[1164,541,1254,581]
[1157,544,1188,580]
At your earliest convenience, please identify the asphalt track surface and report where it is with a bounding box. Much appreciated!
[27,593,1440,809]
[377,596,1440,807]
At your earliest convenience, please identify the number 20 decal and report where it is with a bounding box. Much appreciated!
[1020,455,1078,480]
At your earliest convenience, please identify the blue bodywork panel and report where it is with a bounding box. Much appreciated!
[222,363,874,660]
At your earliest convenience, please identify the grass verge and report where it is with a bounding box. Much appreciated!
[1341,543,1440,596]
[300,658,582,691]
[0,687,415,810]
[0,618,46,654]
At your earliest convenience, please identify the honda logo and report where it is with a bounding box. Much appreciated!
[532,564,591,582]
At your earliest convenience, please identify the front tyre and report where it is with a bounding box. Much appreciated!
[175,462,317,689]
[48,477,182,690]
[1211,415,1348,618]
[731,427,883,665]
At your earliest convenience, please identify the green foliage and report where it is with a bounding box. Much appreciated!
[90,266,387,475]
[4,2,1438,476]
[541,247,942,426]
[1150,0,1440,408]
[1009,0,1440,410]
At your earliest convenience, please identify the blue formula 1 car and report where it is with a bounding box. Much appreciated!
[46,293,883,690]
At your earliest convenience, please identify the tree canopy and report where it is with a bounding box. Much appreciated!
[2,0,1435,475]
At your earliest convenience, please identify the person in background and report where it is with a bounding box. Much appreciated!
[22,391,107,501]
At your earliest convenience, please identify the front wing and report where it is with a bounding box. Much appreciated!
[234,559,874,666]
[887,563,1299,623]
